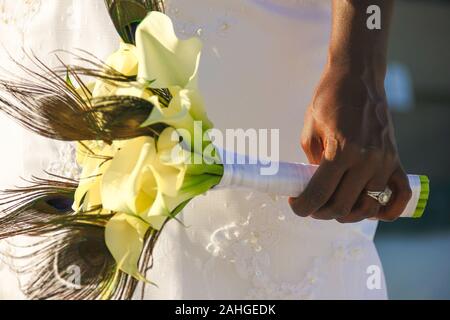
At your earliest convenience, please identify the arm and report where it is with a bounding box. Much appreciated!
[289,0,412,223]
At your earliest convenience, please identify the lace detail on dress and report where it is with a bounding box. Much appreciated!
[204,193,324,299]
[332,242,364,261]
[46,143,81,180]
[202,190,367,300]
[246,258,322,300]
[205,222,323,299]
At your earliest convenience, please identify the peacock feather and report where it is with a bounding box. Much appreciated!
[105,0,165,45]
[0,175,164,300]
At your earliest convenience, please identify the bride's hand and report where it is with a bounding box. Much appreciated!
[289,0,410,223]
[289,63,412,223]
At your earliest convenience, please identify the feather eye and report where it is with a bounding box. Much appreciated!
[0,175,165,300]
[0,50,172,299]
[5,226,120,300]
[0,175,101,239]
[4,226,164,300]
[105,0,166,45]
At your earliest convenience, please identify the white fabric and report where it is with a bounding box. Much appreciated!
[0,0,387,299]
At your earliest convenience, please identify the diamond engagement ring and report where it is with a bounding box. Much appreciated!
[367,188,393,206]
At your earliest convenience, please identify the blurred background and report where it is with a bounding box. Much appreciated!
[376,0,450,300]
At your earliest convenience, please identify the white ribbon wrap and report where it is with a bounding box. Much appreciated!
[215,159,423,218]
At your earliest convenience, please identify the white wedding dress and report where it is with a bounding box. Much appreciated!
[0,0,387,300]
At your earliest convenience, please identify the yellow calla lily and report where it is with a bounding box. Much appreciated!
[141,88,195,132]
[140,88,213,155]
[105,42,139,77]
[71,12,225,282]
[156,127,190,165]
[91,12,214,131]
[143,128,223,225]
[136,11,202,89]
[169,87,213,130]
[105,213,149,281]
[92,42,139,98]
[149,159,185,198]
[100,133,186,230]
[144,172,222,227]
[73,141,117,214]
[101,136,158,217]
[89,41,160,106]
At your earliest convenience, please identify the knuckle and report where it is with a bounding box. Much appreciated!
[383,150,398,165]
[344,142,383,166]
[323,136,343,162]
[300,135,310,149]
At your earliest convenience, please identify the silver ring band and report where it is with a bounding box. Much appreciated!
[366,188,392,206]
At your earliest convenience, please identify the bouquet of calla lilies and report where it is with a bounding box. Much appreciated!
[0,3,429,300]
[0,9,224,299]
[72,12,223,282]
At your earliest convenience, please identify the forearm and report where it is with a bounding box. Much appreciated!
[328,0,394,83]
[293,0,411,223]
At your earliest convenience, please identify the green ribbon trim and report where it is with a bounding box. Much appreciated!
[412,175,430,218]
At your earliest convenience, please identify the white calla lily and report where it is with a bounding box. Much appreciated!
[136,11,202,89]
[105,213,149,281]
[141,88,195,133]
[73,141,117,214]
[166,86,213,129]
[92,42,139,98]
[72,12,223,281]
[105,42,139,77]
[101,136,158,218]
